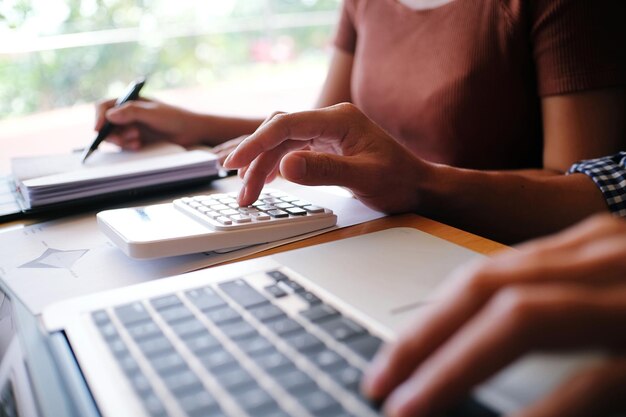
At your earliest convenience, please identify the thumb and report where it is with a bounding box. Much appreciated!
[280,151,364,189]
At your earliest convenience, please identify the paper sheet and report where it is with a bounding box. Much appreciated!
[11,142,185,182]
[0,177,384,314]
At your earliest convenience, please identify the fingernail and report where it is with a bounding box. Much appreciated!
[223,153,234,168]
[384,384,419,417]
[287,155,307,180]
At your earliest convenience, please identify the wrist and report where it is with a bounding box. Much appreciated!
[410,159,449,215]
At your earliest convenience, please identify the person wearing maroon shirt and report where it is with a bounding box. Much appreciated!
[97,0,625,243]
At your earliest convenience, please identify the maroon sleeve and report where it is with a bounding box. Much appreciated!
[333,0,358,54]
[531,0,626,96]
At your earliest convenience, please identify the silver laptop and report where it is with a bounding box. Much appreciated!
[2,227,598,417]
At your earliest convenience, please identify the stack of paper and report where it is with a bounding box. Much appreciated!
[11,143,219,208]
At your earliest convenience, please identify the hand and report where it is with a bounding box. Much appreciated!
[94,97,205,150]
[223,103,433,212]
[211,135,247,166]
[362,214,626,417]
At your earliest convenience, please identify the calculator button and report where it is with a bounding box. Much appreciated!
[220,209,239,216]
[267,209,288,218]
[286,207,307,216]
[230,214,252,224]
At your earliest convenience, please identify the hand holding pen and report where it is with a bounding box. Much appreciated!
[82,77,146,163]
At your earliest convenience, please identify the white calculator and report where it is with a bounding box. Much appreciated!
[97,189,337,259]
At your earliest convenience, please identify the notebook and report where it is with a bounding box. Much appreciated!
[1,143,221,221]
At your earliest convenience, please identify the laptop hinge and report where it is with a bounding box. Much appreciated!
[47,332,101,417]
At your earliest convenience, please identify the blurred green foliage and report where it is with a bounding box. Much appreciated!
[0,0,340,118]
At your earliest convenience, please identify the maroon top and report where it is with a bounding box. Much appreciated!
[334,0,626,169]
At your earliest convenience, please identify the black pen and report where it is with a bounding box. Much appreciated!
[81,77,146,164]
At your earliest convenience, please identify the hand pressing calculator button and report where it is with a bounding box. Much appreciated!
[173,189,334,231]
[97,188,338,259]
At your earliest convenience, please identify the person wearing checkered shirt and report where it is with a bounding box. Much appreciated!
[569,152,626,218]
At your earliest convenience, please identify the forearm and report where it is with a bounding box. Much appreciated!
[418,164,609,244]
[189,112,264,146]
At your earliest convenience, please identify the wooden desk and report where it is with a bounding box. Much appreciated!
[228,213,508,267]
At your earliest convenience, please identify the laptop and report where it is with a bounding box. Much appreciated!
[0,228,600,417]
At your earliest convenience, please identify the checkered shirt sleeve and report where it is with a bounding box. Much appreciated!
[568,152,626,217]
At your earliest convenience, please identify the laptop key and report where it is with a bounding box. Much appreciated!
[141,390,168,417]
[149,351,186,375]
[283,331,325,353]
[219,279,269,309]
[181,332,221,354]
[106,337,129,357]
[204,305,241,325]
[115,302,152,325]
[308,349,347,371]
[129,372,152,394]
[97,322,119,341]
[185,287,226,311]
[118,354,141,376]
[161,368,202,394]
[169,318,206,338]
[91,310,110,326]
[238,335,273,356]
[264,317,304,336]
[299,390,342,414]
[329,366,363,393]
[299,291,322,305]
[136,336,174,358]
[179,390,219,416]
[218,365,256,391]
[159,305,194,323]
[234,385,276,412]
[266,270,289,281]
[198,349,237,372]
[126,321,162,341]
[281,279,306,293]
[248,304,285,323]
[150,294,183,311]
[317,317,366,341]
[255,350,294,374]
[218,321,257,341]
[345,334,383,361]
[264,284,287,298]
[272,368,316,394]
[300,304,340,323]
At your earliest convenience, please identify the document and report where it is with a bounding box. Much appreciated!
[0,177,385,314]
[11,143,219,207]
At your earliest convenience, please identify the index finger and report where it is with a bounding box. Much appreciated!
[223,105,353,169]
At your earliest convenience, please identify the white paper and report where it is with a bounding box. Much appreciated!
[11,142,185,182]
[0,177,384,315]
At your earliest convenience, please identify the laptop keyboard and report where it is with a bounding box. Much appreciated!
[91,269,383,417]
